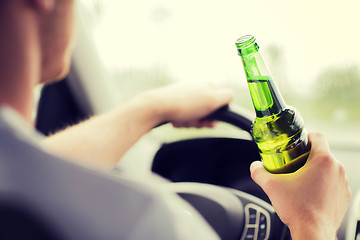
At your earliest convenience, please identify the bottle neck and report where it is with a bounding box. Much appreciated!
[240,50,287,118]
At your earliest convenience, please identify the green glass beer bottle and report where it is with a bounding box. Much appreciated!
[235,35,310,174]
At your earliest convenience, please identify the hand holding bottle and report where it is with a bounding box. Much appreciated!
[250,132,352,240]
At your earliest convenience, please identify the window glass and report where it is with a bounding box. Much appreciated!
[81,0,360,148]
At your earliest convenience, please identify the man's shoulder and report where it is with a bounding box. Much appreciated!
[0,107,157,239]
[0,107,219,240]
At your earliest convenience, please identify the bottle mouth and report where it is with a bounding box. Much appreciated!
[235,35,256,49]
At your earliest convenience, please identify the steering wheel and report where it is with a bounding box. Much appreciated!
[152,105,291,240]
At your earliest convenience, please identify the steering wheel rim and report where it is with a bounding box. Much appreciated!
[205,105,253,135]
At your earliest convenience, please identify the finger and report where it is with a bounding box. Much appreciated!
[205,81,217,89]
[308,132,330,152]
[198,120,218,128]
[172,121,192,128]
[172,120,203,128]
[307,132,331,164]
[250,161,272,189]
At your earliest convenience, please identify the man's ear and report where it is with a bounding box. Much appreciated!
[31,0,55,13]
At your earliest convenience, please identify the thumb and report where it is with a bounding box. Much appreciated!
[250,161,271,188]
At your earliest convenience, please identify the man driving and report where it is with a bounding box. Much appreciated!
[0,0,351,239]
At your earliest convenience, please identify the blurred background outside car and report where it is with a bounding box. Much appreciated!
[78,0,360,151]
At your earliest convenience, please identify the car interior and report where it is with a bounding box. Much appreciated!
[33,1,360,240]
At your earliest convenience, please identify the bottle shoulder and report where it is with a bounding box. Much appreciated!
[251,107,305,138]
[253,107,295,122]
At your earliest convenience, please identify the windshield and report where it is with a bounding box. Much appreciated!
[80,0,360,150]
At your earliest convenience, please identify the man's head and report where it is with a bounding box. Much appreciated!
[0,0,75,118]
[0,0,75,84]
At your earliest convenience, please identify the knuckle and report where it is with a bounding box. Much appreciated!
[206,81,217,89]
[309,131,325,140]
[316,151,334,167]
[337,161,346,176]
[310,131,324,137]
[347,186,352,202]
[345,175,352,198]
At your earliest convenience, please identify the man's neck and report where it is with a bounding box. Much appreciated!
[0,3,41,122]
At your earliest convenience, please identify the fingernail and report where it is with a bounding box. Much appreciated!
[250,161,263,173]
